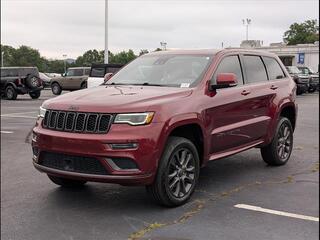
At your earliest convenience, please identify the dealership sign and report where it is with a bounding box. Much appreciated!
[297,53,305,64]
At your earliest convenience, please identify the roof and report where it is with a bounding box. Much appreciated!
[145,48,276,57]
[146,49,221,56]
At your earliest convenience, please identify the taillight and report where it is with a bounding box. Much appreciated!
[15,78,22,85]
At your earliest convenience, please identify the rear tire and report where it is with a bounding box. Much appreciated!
[81,82,87,89]
[29,91,41,99]
[260,117,293,166]
[47,175,87,188]
[5,86,17,100]
[51,82,62,95]
[146,136,199,207]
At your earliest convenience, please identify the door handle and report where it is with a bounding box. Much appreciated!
[241,90,251,96]
[270,85,278,90]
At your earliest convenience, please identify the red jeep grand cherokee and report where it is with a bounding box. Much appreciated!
[32,49,297,206]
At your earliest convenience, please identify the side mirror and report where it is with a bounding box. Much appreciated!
[103,72,113,84]
[62,73,66,77]
[210,73,238,90]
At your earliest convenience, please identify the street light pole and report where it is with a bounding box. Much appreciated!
[104,0,108,63]
[242,18,252,41]
[63,54,67,73]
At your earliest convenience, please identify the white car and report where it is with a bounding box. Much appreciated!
[87,64,123,88]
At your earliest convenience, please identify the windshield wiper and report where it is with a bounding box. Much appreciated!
[131,83,166,87]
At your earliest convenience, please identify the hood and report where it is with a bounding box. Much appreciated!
[43,85,192,113]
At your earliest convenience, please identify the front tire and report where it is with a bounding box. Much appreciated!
[48,175,87,188]
[51,82,62,95]
[5,86,17,100]
[146,136,199,207]
[261,117,293,166]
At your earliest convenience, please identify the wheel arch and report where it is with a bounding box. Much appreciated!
[161,115,207,167]
[278,102,297,131]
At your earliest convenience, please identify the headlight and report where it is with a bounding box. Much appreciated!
[38,106,46,118]
[114,112,154,125]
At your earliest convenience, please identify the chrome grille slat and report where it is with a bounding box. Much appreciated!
[86,114,98,132]
[42,110,112,134]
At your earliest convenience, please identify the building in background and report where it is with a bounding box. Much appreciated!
[240,40,319,72]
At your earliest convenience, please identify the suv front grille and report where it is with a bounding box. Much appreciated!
[43,110,112,134]
[40,151,109,175]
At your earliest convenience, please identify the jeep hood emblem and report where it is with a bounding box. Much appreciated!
[68,105,79,111]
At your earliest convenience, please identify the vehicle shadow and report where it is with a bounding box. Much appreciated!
[44,150,271,212]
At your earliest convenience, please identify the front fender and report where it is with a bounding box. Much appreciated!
[154,113,207,168]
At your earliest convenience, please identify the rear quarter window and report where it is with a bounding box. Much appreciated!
[243,55,268,84]
[90,68,105,77]
[107,67,121,74]
[262,57,285,80]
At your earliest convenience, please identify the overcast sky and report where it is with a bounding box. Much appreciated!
[1,0,319,59]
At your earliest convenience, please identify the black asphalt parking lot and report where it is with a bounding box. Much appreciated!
[1,90,319,240]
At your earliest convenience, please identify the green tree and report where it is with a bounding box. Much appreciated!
[109,49,137,64]
[284,19,319,45]
[1,44,16,66]
[75,49,104,66]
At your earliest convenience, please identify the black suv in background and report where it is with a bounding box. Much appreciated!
[297,66,319,92]
[285,66,310,95]
[0,67,44,100]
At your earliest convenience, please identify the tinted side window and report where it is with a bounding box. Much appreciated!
[73,69,84,76]
[213,55,243,85]
[1,69,8,77]
[262,57,285,80]
[90,67,105,77]
[243,55,268,83]
[107,67,121,74]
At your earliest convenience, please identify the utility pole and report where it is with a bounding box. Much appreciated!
[63,54,67,73]
[242,18,252,41]
[160,42,167,50]
[104,0,108,63]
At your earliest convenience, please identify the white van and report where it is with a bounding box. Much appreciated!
[87,63,123,88]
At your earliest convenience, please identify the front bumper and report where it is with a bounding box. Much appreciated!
[296,83,308,93]
[32,120,165,185]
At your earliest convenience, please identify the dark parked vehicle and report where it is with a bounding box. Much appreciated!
[297,66,319,92]
[87,63,124,88]
[32,49,297,206]
[1,67,43,100]
[50,67,90,95]
[285,66,310,95]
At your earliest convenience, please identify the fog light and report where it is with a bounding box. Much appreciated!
[32,132,38,142]
[32,147,39,162]
[105,157,139,171]
[110,143,138,150]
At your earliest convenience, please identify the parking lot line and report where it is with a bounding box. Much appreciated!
[0,131,13,134]
[234,204,319,222]
[0,111,37,116]
[0,111,38,119]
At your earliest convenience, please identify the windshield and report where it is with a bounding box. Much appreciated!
[286,66,302,74]
[107,54,212,87]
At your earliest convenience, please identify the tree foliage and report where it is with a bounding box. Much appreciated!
[1,44,138,73]
[284,19,319,45]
